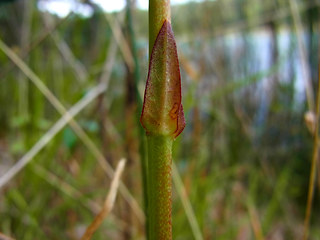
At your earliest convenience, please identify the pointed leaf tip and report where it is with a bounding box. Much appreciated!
[140,20,185,139]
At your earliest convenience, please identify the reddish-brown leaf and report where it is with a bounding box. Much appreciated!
[140,20,185,139]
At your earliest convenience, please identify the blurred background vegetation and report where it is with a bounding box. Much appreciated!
[0,0,320,239]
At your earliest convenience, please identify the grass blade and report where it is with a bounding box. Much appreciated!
[80,159,126,240]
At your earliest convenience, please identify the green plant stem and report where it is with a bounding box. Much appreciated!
[149,0,171,53]
[147,135,173,240]
[125,0,149,235]
[147,1,174,239]
[302,64,320,240]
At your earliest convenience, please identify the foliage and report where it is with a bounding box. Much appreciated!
[0,0,319,239]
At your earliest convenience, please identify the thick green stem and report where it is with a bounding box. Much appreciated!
[149,0,171,54]
[147,135,173,240]
[144,1,182,239]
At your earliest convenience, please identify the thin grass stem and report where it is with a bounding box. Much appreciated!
[172,163,204,240]
[0,35,145,223]
[302,64,320,240]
